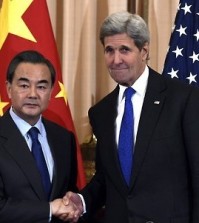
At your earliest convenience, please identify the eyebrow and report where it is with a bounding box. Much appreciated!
[105,45,131,50]
[17,77,49,84]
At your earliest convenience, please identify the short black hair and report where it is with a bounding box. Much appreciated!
[6,50,56,86]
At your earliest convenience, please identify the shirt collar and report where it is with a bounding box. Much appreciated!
[118,66,149,102]
[9,107,43,137]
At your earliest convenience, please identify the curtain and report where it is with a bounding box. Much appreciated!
[46,0,178,143]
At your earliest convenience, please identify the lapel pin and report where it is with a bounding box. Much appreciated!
[154,101,160,105]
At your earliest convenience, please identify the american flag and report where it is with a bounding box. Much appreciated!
[162,0,199,87]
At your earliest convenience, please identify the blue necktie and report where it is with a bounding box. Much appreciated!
[118,87,135,186]
[28,127,51,200]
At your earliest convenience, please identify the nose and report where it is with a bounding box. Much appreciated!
[113,51,122,64]
[28,86,38,98]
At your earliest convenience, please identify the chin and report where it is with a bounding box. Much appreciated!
[116,80,129,86]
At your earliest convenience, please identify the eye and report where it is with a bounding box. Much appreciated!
[119,46,131,54]
[37,85,47,90]
[104,46,114,54]
[19,84,29,89]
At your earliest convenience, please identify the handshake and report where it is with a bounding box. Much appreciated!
[50,191,83,222]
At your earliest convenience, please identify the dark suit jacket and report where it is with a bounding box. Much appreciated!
[0,110,78,223]
[81,67,199,223]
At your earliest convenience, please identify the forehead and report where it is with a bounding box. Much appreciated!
[104,33,135,47]
[14,62,51,80]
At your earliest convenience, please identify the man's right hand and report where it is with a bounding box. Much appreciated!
[50,198,79,222]
[62,191,84,222]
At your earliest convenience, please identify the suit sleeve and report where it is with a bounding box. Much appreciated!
[182,87,199,222]
[80,107,106,217]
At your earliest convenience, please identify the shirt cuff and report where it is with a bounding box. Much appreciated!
[49,203,52,222]
[78,193,86,214]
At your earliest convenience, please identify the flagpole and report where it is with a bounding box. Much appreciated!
[128,0,136,13]
[128,1,149,24]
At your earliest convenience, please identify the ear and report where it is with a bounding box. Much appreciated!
[6,81,11,99]
[141,42,149,61]
[48,87,53,101]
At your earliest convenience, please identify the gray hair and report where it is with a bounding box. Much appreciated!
[99,11,150,50]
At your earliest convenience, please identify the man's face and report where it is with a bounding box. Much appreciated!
[104,33,149,86]
[6,62,53,125]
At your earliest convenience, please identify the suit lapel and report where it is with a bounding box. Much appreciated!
[44,124,65,199]
[105,132,129,194]
[43,119,76,199]
[96,86,130,194]
[0,112,47,200]
[129,70,167,189]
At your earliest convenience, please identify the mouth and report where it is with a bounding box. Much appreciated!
[24,103,39,108]
[109,68,128,75]
[110,67,128,71]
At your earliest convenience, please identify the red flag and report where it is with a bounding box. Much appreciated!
[0,0,86,189]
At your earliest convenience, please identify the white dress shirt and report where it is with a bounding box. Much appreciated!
[116,65,149,146]
[9,108,54,182]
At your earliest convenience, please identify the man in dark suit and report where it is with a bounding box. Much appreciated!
[64,11,199,223]
[0,50,78,222]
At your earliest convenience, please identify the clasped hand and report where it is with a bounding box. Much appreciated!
[50,192,83,222]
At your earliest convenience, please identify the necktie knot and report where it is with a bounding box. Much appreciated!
[124,87,135,101]
[28,127,39,140]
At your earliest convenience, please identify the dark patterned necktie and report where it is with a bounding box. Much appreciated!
[28,127,51,200]
[118,87,135,186]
